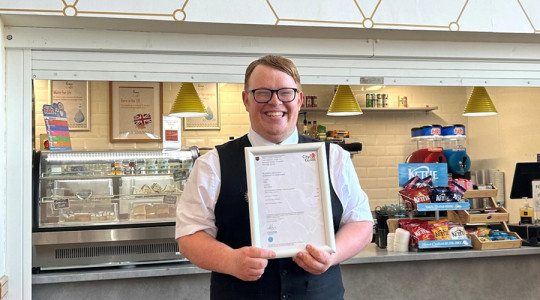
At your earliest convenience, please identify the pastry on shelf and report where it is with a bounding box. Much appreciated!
[131,204,147,219]
[151,183,163,193]
[140,184,153,194]
[155,203,170,218]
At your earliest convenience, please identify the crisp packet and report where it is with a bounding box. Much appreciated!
[403,176,424,189]
[422,175,433,187]
[399,187,431,211]
[431,186,450,203]
[427,219,450,240]
[448,222,467,240]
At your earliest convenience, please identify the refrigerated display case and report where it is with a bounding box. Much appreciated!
[32,148,199,272]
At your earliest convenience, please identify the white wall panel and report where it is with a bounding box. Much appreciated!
[5,48,33,300]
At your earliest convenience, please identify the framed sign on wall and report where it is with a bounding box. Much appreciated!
[110,81,163,142]
[50,80,90,131]
[183,83,220,130]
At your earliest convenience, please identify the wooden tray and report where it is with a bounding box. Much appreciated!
[448,206,509,224]
[463,188,498,198]
[469,232,522,250]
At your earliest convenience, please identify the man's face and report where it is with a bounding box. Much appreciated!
[242,65,303,144]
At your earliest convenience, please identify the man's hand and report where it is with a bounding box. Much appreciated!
[231,247,276,281]
[292,244,335,275]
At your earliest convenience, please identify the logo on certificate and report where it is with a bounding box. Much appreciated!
[302,152,317,162]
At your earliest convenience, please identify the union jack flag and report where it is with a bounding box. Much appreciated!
[133,113,152,129]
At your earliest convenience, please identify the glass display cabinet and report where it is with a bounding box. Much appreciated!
[32,148,199,272]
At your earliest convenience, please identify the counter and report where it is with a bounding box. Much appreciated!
[33,244,540,299]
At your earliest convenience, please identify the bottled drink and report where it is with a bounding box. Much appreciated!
[311,121,319,139]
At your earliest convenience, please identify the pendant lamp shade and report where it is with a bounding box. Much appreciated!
[463,87,498,117]
[169,82,208,117]
[327,85,363,116]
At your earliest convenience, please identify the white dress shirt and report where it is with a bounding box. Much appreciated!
[175,128,373,239]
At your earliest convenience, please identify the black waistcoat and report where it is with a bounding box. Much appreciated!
[211,134,344,300]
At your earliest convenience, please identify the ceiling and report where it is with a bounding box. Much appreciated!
[3,14,540,44]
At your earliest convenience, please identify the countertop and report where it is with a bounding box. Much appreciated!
[32,243,540,285]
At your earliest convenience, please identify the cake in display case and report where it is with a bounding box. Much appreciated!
[32,148,199,272]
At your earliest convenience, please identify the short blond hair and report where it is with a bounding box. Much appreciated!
[244,55,301,89]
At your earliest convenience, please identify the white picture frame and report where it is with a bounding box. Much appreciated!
[245,142,336,258]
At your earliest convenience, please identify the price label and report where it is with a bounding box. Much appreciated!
[163,195,178,205]
[173,170,188,181]
[54,198,70,209]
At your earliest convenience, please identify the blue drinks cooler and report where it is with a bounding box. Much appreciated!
[442,125,471,176]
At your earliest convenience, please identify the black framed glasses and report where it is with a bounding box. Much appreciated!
[249,88,298,103]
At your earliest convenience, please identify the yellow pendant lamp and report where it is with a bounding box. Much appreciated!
[327,85,363,116]
[462,87,498,117]
[169,82,208,117]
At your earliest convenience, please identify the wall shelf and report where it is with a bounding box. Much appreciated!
[300,106,438,113]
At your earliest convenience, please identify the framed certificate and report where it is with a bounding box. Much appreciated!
[245,142,336,259]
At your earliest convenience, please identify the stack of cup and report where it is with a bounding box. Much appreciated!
[394,228,410,252]
[387,233,395,251]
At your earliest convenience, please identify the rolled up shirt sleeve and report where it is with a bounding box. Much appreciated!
[175,149,221,240]
[329,143,374,228]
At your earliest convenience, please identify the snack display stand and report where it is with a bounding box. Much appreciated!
[387,201,472,250]
[447,188,522,250]
[415,202,472,249]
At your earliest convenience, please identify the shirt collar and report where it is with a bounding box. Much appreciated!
[247,128,298,147]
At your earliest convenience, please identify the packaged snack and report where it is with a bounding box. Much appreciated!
[422,175,433,187]
[449,180,467,194]
[427,219,450,240]
[466,226,490,237]
[448,222,467,240]
[403,176,424,189]
[431,186,450,203]
[446,181,466,202]
[399,219,435,247]
[477,226,491,237]
[399,186,431,211]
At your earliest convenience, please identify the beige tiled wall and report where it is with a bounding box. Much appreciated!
[34,80,540,222]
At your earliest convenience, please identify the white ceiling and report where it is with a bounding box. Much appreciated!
[3,14,540,44]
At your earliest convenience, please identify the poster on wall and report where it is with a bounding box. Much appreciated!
[110,82,163,142]
[162,116,181,150]
[183,83,220,130]
[50,80,90,131]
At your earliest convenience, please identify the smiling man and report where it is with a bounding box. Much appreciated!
[176,55,373,300]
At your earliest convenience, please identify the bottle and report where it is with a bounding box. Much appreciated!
[382,93,389,108]
[311,121,319,139]
[376,94,382,108]
[520,201,533,224]
[366,94,372,108]
[318,125,327,141]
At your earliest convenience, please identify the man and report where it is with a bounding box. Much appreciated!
[176,55,373,300]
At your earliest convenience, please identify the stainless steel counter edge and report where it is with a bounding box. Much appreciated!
[33,243,540,285]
